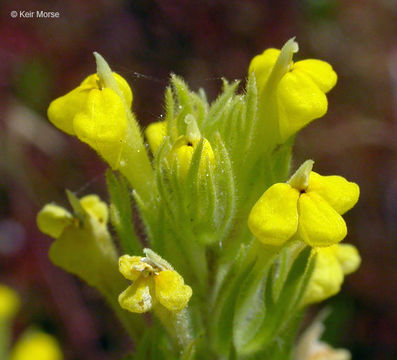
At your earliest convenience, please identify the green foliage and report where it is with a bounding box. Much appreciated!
[106,75,315,358]
[106,170,141,254]
[119,75,316,359]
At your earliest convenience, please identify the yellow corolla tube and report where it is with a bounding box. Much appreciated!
[249,38,337,147]
[248,160,359,247]
[73,88,127,168]
[118,249,192,314]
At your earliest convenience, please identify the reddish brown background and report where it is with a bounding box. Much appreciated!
[0,0,396,359]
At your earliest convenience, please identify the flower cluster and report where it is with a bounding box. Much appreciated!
[37,39,361,359]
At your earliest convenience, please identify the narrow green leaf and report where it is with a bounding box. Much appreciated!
[190,91,208,128]
[106,170,141,254]
[164,86,177,141]
[241,73,258,159]
[204,80,240,132]
[171,75,193,135]
[233,266,267,351]
[212,133,236,244]
[132,327,153,360]
[211,257,256,356]
[271,242,304,303]
[238,247,313,355]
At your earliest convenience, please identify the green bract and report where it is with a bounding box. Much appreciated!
[37,39,360,360]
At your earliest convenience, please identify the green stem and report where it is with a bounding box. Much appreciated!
[154,306,194,358]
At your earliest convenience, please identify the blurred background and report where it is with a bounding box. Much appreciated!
[0,0,396,359]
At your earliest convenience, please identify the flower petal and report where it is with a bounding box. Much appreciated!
[334,243,361,275]
[118,278,152,313]
[37,204,73,239]
[47,87,90,135]
[293,59,337,93]
[81,72,133,108]
[248,48,280,91]
[119,255,151,281]
[307,172,360,215]
[303,247,344,305]
[113,73,133,108]
[145,121,167,153]
[248,183,300,246]
[297,192,347,247]
[277,70,327,142]
[154,270,192,312]
[80,194,108,225]
[73,88,127,169]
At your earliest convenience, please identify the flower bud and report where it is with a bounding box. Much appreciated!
[169,136,214,179]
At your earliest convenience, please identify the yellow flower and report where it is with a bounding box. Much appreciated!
[10,332,63,360]
[118,249,192,313]
[303,243,361,305]
[248,160,359,247]
[0,284,20,321]
[249,39,337,144]
[48,72,132,134]
[37,194,120,292]
[47,72,132,169]
[37,194,108,239]
[145,121,167,153]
